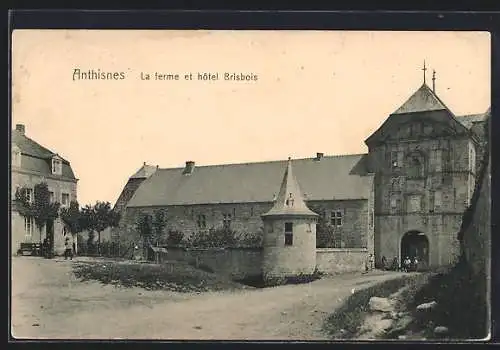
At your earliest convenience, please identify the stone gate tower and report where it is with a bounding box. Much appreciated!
[261,157,319,281]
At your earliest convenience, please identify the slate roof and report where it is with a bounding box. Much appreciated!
[262,158,318,217]
[11,129,76,180]
[455,113,488,129]
[127,154,373,207]
[393,83,447,115]
[131,163,158,179]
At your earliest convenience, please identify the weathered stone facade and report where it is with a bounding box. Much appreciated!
[368,119,482,267]
[112,82,488,273]
[11,124,78,255]
[10,171,78,255]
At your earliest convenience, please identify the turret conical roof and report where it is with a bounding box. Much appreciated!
[261,158,318,218]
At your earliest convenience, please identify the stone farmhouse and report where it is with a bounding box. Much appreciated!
[10,124,78,256]
[112,79,489,274]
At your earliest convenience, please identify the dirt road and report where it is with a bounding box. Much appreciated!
[11,256,408,340]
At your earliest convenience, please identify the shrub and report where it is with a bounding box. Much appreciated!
[165,230,185,247]
[187,227,237,248]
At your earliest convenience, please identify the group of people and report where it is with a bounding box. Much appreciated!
[40,236,75,260]
[381,255,419,272]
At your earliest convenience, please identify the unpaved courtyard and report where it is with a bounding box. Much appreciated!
[11,256,408,340]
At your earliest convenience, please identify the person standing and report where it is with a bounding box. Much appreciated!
[381,256,387,270]
[64,236,73,260]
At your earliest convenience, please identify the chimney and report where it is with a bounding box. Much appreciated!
[315,152,324,161]
[16,124,25,135]
[183,161,195,175]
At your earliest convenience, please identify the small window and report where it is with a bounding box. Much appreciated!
[284,222,293,246]
[250,207,254,217]
[391,151,399,169]
[433,149,442,172]
[408,156,423,178]
[434,191,442,210]
[330,210,343,227]
[51,157,62,175]
[49,191,55,203]
[61,193,69,206]
[26,188,34,203]
[408,195,422,212]
[24,216,34,241]
[12,146,21,167]
[197,214,206,229]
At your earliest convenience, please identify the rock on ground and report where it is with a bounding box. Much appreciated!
[369,297,395,313]
[416,301,437,311]
[434,326,449,336]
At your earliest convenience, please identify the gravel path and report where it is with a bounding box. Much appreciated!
[11,256,408,340]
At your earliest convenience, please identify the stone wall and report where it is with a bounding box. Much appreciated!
[118,198,370,251]
[164,247,263,279]
[163,247,368,278]
[460,135,490,278]
[316,248,369,274]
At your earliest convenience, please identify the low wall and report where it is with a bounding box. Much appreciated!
[164,247,263,279]
[316,248,368,274]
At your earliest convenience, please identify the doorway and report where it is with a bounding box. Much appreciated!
[401,230,429,269]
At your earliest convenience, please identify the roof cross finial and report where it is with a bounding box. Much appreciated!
[422,60,427,85]
[432,69,436,92]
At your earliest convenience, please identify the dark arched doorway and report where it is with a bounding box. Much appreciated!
[401,230,429,269]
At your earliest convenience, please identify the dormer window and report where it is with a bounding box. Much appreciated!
[52,156,62,175]
[12,145,21,167]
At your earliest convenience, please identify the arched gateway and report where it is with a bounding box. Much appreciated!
[400,230,429,269]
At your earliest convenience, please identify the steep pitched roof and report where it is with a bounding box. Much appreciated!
[262,158,318,217]
[11,129,76,180]
[127,154,373,207]
[393,83,447,115]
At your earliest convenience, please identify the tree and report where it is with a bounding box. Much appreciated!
[79,201,120,255]
[151,210,167,247]
[79,204,96,254]
[136,213,153,260]
[60,200,82,235]
[15,183,60,243]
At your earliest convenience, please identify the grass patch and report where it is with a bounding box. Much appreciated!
[402,260,488,340]
[72,259,251,293]
[323,274,426,339]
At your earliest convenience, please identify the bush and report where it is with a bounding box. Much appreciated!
[165,230,185,247]
[187,227,237,248]
[409,259,488,339]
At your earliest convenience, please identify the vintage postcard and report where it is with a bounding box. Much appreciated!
[10,29,491,341]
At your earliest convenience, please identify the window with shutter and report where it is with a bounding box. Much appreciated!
[284,222,293,246]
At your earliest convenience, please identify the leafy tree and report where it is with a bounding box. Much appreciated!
[60,200,82,235]
[15,183,60,242]
[93,201,120,254]
[151,210,167,247]
[79,202,120,255]
[136,213,153,260]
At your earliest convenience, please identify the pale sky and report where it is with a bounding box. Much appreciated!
[11,30,490,206]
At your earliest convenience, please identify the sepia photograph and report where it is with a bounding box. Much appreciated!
[10,29,491,341]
